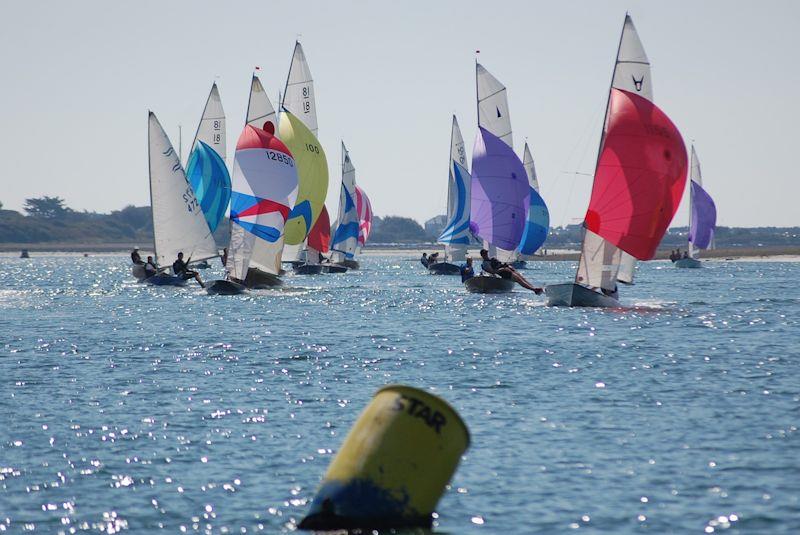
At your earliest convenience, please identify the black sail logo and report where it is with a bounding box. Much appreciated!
[632,75,645,91]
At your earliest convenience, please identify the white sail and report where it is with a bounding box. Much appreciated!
[282,41,317,136]
[688,145,701,258]
[439,115,470,262]
[330,142,360,262]
[246,75,278,133]
[522,142,539,192]
[148,112,218,268]
[190,83,226,162]
[579,14,652,289]
[476,63,512,148]
[244,76,283,274]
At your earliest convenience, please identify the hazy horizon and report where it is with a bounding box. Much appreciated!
[1,0,798,228]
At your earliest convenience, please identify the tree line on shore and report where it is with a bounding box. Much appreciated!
[0,197,797,248]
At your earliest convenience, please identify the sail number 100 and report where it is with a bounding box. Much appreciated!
[304,143,319,154]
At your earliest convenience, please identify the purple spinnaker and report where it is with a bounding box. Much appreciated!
[689,181,717,249]
[470,127,529,250]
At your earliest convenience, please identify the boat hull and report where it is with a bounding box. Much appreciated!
[244,268,283,289]
[428,262,461,275]
[674,258,702,268]
[464,276,515,294]
[323,264,348,274]
[341,259,360,270]
[293,263,324,275]
[145,273,188,286]
[545,283,620,307]
[206,279,247,295]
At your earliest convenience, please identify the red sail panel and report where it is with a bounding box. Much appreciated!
[307,205,331,253]
[584,88,687,260]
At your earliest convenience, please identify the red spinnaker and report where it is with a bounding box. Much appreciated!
[584,89,688,260]
[307,205,331,253]
[236,124,290,153]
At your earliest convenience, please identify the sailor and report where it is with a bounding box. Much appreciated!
[479,249,543,294]
[428,252,440,265]
[221,247,228,267]
[131,247,144,265]
[460,257,475,283]
[172,252,205,288]
[420,253,429,268]
[683,251,689,259]
[144,256,158,278]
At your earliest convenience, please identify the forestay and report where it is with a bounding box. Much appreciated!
[186,83,231,233]
[330,142,360,260]
[148,112,218,267]
[226,125,298,280]
[469,127,529,251]
[437,116,471,261]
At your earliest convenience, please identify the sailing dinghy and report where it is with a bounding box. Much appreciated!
[294,205,330,274]
[144,112,219,286]
[545,15,688,307]
[207,123,298,294]
[432,116,471,275]
[330,142,361,270]
[514,142,549,266]
[355,185,372,253]
[675,145,716,268]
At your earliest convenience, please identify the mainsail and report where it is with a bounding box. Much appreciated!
[279,111,329,245]
[476,63,512,147]
[577,14,666,290]
[282,41,317,136]
[517,143,549,256]
[330,142,360,260]
[469,127,529,250]
[186,83,231,233]
[148,112,218,267]
[437,115,471,262]
[356,186,373,248]
[688,145,717,257]
[226,125,298,280]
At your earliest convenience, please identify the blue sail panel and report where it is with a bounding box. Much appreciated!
[186,141,231,232]
[517,187,549,255]
[438,161,472,245]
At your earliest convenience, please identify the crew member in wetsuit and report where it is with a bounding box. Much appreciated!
[172,252,205,288]
[460,257,475,283]
[479,249,543,294]
[221,248,228,267]
[420,253,429,268]
[144,256,158,278]
[131,248,144,265]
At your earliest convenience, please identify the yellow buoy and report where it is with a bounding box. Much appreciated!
[299,385,470,530]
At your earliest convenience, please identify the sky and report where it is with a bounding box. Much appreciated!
[1,0,798,228]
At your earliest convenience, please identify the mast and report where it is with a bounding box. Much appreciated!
[148,112,158,261]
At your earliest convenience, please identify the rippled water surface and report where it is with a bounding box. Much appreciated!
[1,254,798,534]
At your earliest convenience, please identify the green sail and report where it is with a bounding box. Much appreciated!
[279,111,329,245]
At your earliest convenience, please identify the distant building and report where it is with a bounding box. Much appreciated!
[424,215,448,238]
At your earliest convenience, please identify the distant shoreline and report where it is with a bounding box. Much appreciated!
[2,242,799,261]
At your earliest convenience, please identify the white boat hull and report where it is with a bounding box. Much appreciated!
[545,283,620,308]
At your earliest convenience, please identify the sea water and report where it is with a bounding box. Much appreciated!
[0,254,798,533]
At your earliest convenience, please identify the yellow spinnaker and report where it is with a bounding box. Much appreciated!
[279,111,329,245]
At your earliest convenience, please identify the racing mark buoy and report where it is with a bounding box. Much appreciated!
[299,385,470,530]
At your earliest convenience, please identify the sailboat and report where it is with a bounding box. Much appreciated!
[232,75,288,288]
[207,123,299,294]
[307,205,345,273]
[330,142,361,270]
[545,15,688,307]
[466,63,546,292]
[355,185,373,252]
[185,83,231,250]
[432,115,471,275]
[143,112,219,286]
[280,41,329,268]
[675,145,717,268]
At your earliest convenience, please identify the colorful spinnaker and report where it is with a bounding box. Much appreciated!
[330,142,360,261]
[569,15,687,300]
[687,145,717,256]
[307,205,331,254]
[517,143,549,256]
[148,112,218,267]
[226,125,298,281]
[469,127,529,251]
[356,186,372,248]
[186,83,231,233]
[437,115,471,262]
